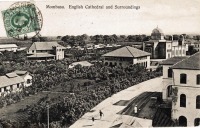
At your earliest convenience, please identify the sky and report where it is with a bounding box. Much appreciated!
[0,0,200,37]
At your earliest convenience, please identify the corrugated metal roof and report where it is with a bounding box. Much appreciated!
[0,73,24,88]
[172,52,200,70]
[6,72,18,78]
[28,42,65,51]
[102,46,150,58]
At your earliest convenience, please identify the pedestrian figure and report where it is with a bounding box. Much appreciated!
[134,105,138,114]
[92,117,95,125]
[99,110,104,119]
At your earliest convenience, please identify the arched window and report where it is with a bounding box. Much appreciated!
[179,116,187,126]
[194,118,200,126]
[180,94,186,107]
[180,74,187,84]
[197,75,200,85]
[196,96,200,109]
[105,62,108,66]
[168,68,172,78]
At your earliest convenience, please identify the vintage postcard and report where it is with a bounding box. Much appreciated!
[0,0,199,128]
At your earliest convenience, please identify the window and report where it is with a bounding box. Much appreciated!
[4,87,6,92]
[32,50,34,53]
[194,118,200,126]
[197,75,200,85]
[27,79,31,84]
[180,94,186,107]
[10,85,13,90]
[196,96,200,109]
[105,62,108,66]
[167,85,172,97]
[17,84,20,88]
[168,68,172,78]
[179,116,187,126]
[180,74,187,84]
[0,88,1,92]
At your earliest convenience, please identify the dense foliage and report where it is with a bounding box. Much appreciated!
[0,59,162,127]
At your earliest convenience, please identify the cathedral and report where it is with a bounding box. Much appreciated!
[143,27,188,59]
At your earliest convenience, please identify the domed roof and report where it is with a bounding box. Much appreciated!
[152,27,164,34]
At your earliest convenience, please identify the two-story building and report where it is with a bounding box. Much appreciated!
[102,46,151,68]
[27,42,66,60]
[161,52,200,127]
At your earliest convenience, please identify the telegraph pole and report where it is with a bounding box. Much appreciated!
[47,104,49,128]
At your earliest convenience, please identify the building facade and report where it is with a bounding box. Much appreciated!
[27,42,66,60]
[161,52,200,127]
[0,72,24,96]
[102,46,151,68]
[194,41,200,52]
[14,70,32,87]
[0,44,18,52]
[143,27,188,59]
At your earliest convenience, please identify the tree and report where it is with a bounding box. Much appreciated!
[187,45,198,55]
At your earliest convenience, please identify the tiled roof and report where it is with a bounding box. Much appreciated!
[0,73,24,88]
[27,53,55,58]
[161,57,188,65]
[28,42,65,51]
[102,46,150,58]
[172,52,200,70]
[0,44,18,48]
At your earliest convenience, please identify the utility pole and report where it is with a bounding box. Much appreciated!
[47,104,49,128]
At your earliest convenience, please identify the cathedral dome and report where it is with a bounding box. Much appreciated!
[151,27,164,40]
[152,27,164,35]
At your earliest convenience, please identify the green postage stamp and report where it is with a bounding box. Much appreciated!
[2,3,42,37]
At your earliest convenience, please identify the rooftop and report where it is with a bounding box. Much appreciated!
[0,73,24,88]
[14,70,28,75]
[0,44,18,48]
[102,46,151,58]
[172,52,200,70]
[161,57,188,65]
[28,42,66,51]
[69,61,93,69]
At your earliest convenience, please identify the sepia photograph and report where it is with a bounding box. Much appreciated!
[0,0,200,127]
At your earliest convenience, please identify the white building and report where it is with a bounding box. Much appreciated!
[27,42,66,60]
[0,72,24,95]
[161,52,200,127]
[0,44,18,52]
[102,46,151,68]
[14,70,32,87]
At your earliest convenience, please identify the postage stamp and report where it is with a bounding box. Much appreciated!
[1,1,42,39]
